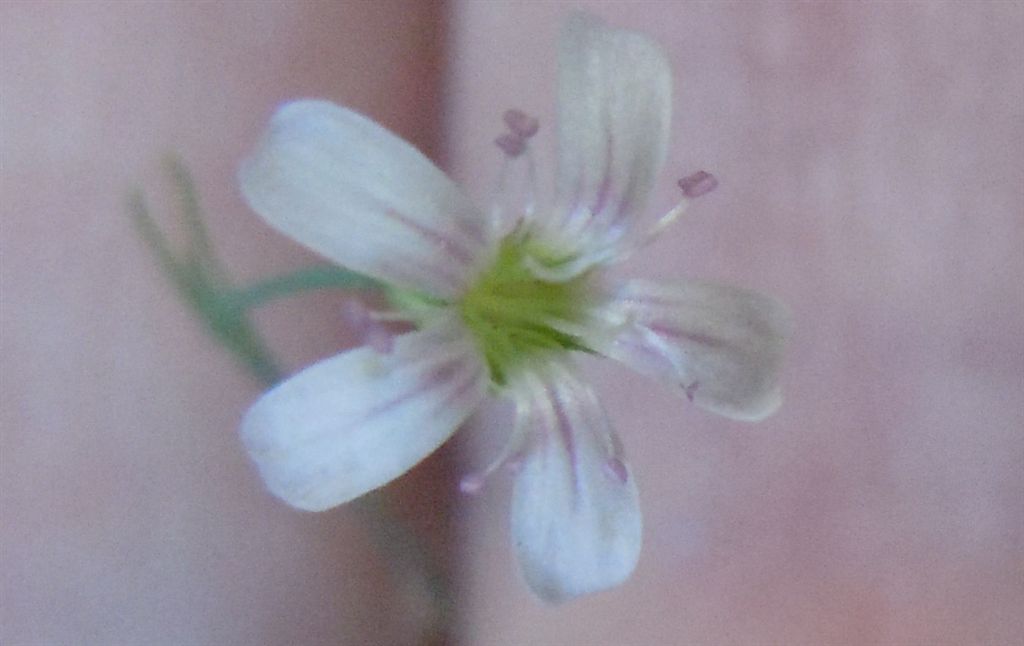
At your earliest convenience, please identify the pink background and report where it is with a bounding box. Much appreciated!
[2,2,1022,644]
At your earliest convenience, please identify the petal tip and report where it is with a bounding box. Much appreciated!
[238,324,489,514]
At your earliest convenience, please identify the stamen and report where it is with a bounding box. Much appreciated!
[368,311,419,323]
[504,456,523,475]
[645,200,689,240]
[365,327,394,355]
[638,324,689,378]
[495,132,527,158]
[489,132,538,236]
[458,473,487,495]
[684,380,700,402]
[612,170,721,261]
[503,109,539,139]
[458,389,535,495]
[494,109,539,160]
[677,170,718,198]
[603,457,629,484]
[459,444,527,494]
[341,299,396,354]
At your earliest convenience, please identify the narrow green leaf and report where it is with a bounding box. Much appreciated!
[129,190,186,282]
[164,155,221,276]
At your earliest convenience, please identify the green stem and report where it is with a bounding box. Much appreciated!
[131,161,454,646]
[228,275,453,642]
[355,492,454,645]
[229,266,381,309]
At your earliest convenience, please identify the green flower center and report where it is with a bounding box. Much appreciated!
[458,233,595,386]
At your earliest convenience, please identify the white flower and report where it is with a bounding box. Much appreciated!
[238,12,789,603]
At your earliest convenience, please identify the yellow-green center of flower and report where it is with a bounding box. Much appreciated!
[459,233,594,386]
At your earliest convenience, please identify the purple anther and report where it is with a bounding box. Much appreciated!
[341,299,395,354]
[503,109,539,139]
[603,457,629,484]
[365,326,395,355]
[341,298,371,328]
[678,171,718,198]
[495,132,526,158]
[684,380,700,402]
[504,455,524,475]
[459,473,486,495]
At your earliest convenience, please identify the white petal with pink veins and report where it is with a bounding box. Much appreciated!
[509,363,642,603]
[241,317,489,511]
[240,100,490,299]
[602,280,791,421]
[544,12,672,265]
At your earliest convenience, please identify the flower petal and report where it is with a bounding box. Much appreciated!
[241,317,488,511]
[240,100,490,299]
[547,12,672,260]
[602,280,791,421]
[509,363,642,603]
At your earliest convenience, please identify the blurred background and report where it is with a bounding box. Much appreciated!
[2,2,1021,645]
